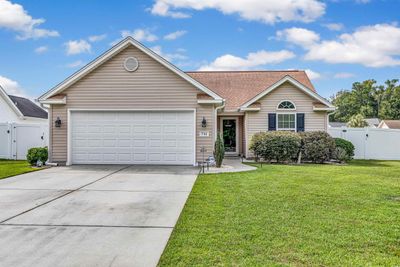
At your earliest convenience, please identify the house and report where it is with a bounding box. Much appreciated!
[38,37,334,166]
[329,118,380,128]
[365,118,380,128]
[329,122,347,128]
[378,120,400,129]
[0,86,48,124]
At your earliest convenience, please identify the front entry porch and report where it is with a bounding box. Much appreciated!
[217,116,244,157]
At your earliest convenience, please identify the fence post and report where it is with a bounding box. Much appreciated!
[11,123,17,160]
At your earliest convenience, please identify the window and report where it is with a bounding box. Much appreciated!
[277,101,296,110]
[277,113,296,131]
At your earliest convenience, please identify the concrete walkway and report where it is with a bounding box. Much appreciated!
[202,158,257,174]
[0,165,198,267]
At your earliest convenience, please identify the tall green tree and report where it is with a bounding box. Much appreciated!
[331,79,400,122]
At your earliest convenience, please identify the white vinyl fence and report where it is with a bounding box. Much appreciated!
[0,123,48,160]
[328,127,400,160]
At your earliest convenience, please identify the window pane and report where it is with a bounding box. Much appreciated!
[277,113,296,130]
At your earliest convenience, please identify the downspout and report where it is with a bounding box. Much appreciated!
[327,109,337,130]
[214,99,225,141]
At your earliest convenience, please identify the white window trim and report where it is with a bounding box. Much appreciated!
[276,100,296,111]
[276,112,297,131]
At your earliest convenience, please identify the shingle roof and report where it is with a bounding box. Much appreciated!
[381,120,400,129]
[8,95,48,119]
[186,70,315,111]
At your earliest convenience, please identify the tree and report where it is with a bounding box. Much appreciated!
[331,79,400,122]
[347,114,368,128]
[214,133,225,168]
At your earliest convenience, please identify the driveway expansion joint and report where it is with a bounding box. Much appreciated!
[0,165,129,224]
[0,223,174,229]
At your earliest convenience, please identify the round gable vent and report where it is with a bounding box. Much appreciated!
[124,57,139,72]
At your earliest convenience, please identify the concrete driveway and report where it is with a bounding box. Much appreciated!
[0,165,198,267]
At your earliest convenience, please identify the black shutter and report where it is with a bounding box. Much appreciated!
[268,113,276,131]
[297,113,305,132]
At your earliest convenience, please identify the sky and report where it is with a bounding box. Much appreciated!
[0,0,399,100]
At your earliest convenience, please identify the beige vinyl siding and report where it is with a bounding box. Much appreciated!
[246,82,328,157]
[50,45,215,164]
[51,105,68,162]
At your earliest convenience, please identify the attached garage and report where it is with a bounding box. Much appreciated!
[69,110,195,165]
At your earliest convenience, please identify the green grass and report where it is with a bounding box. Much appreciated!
[159,160,400,266]
[0,160,39,179]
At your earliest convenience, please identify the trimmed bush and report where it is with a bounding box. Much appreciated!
[300,131,336,163]
[335,138,355,160]
[26,147,48,166]
[333,147,350,163]
[214,132,225,168]
[250,131,301,163]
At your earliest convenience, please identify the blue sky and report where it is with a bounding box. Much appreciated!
[0,0,399,100]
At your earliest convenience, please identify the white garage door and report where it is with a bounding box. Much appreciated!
[70,111,195,165]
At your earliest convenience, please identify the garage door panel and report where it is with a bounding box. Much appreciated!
[71,111,194,165]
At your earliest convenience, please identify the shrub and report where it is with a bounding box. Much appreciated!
[26,147,48,166]
[333,147,350,163]
[214,133,225,168]
[300,131,336,163]
[250,131,301,163]
[334,138,355,160]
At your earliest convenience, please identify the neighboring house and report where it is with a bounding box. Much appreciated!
[0,86,48,124]
[329,122,347,128]
[378,120,400,129]
[38,37,334,166]
[329,118,380,128]
[365,118,380,128]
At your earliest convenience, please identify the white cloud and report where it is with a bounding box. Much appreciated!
[0,75,27,97]
[34,45,48,54]
[198,50,295,71]
[122,28,158,42]
[151,45,187,61]
[355,0,370,3]
[334,72,355,79]
[278,24,400,67]
[66,60,85,68]
[164,30,187,40]
[305,69,321,80]
[88,34,107,42]
[150,0,325,24]
[65,40,91,55]
[0,0,59,40]
[276,27,320,48]
[323,23,344,31]
[305,24,400,67]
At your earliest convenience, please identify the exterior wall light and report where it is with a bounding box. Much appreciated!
[202,117,207,128]
[55,117,62,128]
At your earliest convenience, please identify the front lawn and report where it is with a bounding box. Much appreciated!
[159,160,400,266]
[0,160,38,179]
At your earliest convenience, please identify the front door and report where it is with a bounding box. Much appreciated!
[221,118,238,155]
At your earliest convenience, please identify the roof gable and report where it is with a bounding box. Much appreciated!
[186,70,332,110]
[0,86,23,117]
[8,95,48,119]
[39,37,222,101]
[0,86,47,119]
[241,75,333,108]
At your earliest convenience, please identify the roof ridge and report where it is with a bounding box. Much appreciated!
[185,70,304,73]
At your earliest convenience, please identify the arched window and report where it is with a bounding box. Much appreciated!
[277,100,296,110]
